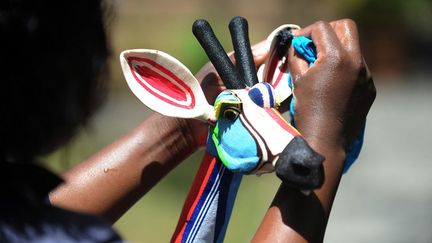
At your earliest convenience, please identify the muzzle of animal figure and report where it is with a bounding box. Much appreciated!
[208,82,324,190]
[276,136,325,190]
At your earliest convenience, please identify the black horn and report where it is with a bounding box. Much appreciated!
[229,16,259,87]
[192,19,245,89]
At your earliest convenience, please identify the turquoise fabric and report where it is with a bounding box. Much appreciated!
[289,36,365,173]
[211,117,259,173]
[292,36,317,64]
[207,92,260,174]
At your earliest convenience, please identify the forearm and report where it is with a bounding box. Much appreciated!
[49,113,198,223]
[252,134,346,243]
[252,18,374,243]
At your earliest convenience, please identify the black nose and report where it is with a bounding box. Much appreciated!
[275,136,325,190]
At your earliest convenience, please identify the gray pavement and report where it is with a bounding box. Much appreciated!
[325,79,432,243]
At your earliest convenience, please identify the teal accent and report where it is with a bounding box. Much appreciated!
[211,117,259,173]
[215,91,240,104]
[207,91,260,174]
[292,36,317,65]
[343,123,366,173]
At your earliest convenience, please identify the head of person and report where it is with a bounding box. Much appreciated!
[0,0,111,163]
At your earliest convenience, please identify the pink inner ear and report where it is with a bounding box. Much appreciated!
[127,56,196,109]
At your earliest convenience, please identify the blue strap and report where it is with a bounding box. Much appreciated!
[288,36,365,173]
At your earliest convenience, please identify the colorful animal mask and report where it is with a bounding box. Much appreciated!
[120,17,325,242]
[120,18,324,188]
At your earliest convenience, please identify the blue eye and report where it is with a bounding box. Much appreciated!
[248,82,276,108]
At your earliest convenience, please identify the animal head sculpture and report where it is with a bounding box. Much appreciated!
[120,17,324,190]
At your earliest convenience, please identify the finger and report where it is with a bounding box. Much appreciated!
[195,61,217,84]
[287,44,309,79]
[251,41,269,65]
[329,19,361,58]
[200,72,226,104]
[292,21,344,59]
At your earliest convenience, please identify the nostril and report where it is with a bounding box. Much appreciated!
[292,163,310,176]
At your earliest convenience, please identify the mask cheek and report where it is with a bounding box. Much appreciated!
[211,118,260,174]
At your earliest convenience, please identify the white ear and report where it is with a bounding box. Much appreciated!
[258,24,300,104]
[120,49,214,122]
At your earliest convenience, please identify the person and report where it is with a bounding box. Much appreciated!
[0,0,375,242]
[0,0,122,241]
[50,19,375,242]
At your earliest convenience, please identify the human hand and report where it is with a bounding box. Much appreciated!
[251,20,376,243]
[288,19,376,151]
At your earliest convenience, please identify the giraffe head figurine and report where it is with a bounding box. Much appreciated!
[120,17,324,190]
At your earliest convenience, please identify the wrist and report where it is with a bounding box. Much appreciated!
[294,112,346,151]
[295,117,347,170]
[144,114,199,158]
[303,130,346,165]
[183,118,209,149]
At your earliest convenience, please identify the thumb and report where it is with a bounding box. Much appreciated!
[287,44,309,84]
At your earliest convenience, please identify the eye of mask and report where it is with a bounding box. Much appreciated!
[214,91,242,119]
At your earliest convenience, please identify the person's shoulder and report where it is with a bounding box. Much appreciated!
[0,202,123,242]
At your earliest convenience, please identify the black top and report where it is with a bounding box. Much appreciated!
[0,162,122,242]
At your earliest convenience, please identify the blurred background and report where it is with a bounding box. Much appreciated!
[43,0,432,242]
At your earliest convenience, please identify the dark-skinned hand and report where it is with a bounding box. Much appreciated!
[252,19,376,243]
[288,19,376,151]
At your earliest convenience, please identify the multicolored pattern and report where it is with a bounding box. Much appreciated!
[210,84,300,175]
[171,82,302,243]
[171,152,241,243]
[257,24,301,102]
[119,26,327,242]
[248,82,276,108]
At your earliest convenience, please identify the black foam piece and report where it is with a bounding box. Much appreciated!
[275,28,293,59]
[229,16,259,87]
[192,19,245,89]
[275,136,325,190]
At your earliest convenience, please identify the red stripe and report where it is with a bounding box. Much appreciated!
[272,60,288,88]
[128,57,195,109]
[171,152,217,243]
[265,108,300,136]
[264,51,279,82]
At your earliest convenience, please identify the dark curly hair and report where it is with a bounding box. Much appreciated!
[0,0,111,162]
